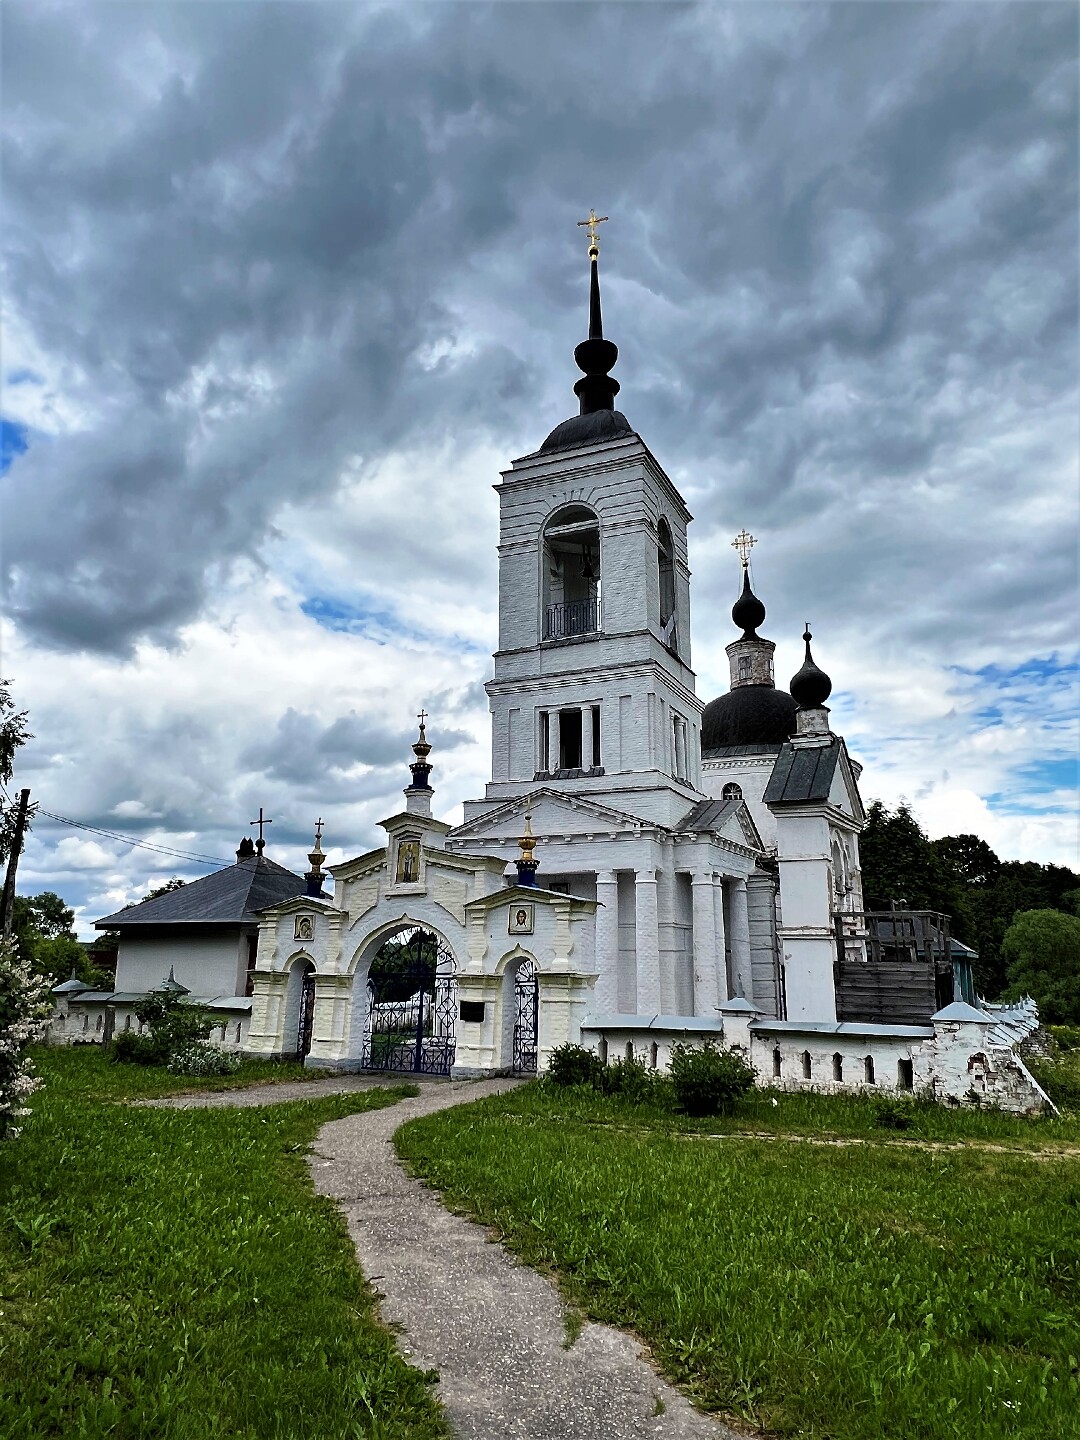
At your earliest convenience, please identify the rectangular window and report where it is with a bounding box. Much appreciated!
[559,708,582,769]
[592,705,601,768]
[460,1000,486,1023]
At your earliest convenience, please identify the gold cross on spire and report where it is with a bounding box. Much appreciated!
[731,529,757,567]
[577,208,609,257]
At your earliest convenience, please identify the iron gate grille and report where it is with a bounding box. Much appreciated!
[297,967,316,1058]
[512,959,539,1074]
[361,928,457,1076]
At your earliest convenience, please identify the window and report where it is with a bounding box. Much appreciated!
[539,704,601,772]
[864,1056,875,1085]
[657,518,678,652]
[773,1047,782,1078]
[832,1053,843,1082]
[801,1050,812,1080]
[460,1000,485,1023]
[625,1040,634,1062]
[898,1058,914,1092]
[721,783,743,802]
[650,1042,658,1069]
[598,1037,608,1065]
[738,655,752,682]
[543,504,601,640]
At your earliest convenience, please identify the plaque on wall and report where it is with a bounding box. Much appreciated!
[294,915,315,941]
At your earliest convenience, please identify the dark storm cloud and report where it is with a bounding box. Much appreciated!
[240,707,472,787]
[2,1,1076,658]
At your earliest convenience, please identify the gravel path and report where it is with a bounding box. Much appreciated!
[312,1078,740,1440]
[138,1074,409,1108]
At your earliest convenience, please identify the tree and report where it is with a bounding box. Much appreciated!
[859,801,970,927]
[932,834,1001,888]
[0,680,48,1140]
[1003,909,1080,1024]
[12,891,100,986]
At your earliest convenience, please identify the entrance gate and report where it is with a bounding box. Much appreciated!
[296,964,316,1058]
[361,928,457,1076]
[512,959,538,1074]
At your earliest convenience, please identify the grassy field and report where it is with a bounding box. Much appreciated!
[1,1048,450,1440]
[397,1082,1080,1440]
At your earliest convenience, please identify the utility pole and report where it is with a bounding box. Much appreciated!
[1,788,31,942]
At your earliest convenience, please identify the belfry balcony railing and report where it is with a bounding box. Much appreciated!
[544,598,601,641]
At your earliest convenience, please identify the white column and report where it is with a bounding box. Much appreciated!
[594,869,619,1011]
[676,717,689,781]
[549,709,561,772]
[713,873,729,1004]
[581,705,594,769]
[691,871,720,1017]
[634,869,662,1015]
[730,877,753,1000]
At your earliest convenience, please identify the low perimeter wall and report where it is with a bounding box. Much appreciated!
[579,1008,1050,1115]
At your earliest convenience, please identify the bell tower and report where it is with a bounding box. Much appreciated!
[479,217,704,828]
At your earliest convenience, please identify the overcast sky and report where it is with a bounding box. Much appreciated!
[3,0,1077,936]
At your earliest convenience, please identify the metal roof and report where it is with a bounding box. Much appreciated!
[95,855,305,929]
[762,738,841,806]
[675,796,739,833]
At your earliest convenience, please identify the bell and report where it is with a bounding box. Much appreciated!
[581,546,596,581]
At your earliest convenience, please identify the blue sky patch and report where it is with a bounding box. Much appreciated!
[1,417,29,474]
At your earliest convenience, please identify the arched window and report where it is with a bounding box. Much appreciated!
[772,1046,782,1078]
[898,1058,913,1092]
[722,783,743,802]
[650,1041,658,1069]
[832,1052,843,1082]
[598,1036,608,1065]
[543,504,600,640]
[864,1056,875,1085]
[657,518,678,652]
[801,1050,812,1080]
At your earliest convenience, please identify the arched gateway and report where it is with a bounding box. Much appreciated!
[360,926,457,1076]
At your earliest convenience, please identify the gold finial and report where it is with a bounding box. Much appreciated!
[412,708,431,760]
[517,809,537,863]
[577,207,609,259]
[732,529,756,568]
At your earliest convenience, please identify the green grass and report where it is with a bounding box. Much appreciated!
[396,1083,1080,1440]
[1,1050,450,1439]
[38,1044,321,1101]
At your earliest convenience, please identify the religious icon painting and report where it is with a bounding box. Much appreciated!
[294,915,315,941]
[396,839,421,884]
[508,903,534,935]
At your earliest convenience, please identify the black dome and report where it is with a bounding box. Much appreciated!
[540,409,632,454]
[701,686,798,750]
[731,569,766,638]
[790,628,833,709]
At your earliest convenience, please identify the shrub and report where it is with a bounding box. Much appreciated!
[0,940,51,1140]
[168,1042,241,1077]
[872,1096,915,1130]
[108,1030,161,1066]
[668,1040,755,1117]
[596,1053,658,1103]
[547,1043,605,1088]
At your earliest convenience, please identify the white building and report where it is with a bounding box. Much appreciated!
[56,235,1046,1112]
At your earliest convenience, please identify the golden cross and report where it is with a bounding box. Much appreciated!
[731,529,756,567]
[577,208,609,255]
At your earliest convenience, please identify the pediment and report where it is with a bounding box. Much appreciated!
[450,787,651,843]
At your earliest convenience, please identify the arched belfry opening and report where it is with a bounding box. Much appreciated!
[542,504,600,641]
[657,517,678,653]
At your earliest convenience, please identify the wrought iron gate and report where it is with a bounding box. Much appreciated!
[297,965,316,1058]
[512,959,538,1074]
[361,928,457,1076]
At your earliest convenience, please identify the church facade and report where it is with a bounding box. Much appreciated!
[57,231,1046,1112]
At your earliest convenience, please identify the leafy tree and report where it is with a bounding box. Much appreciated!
[1003,910,1080,1024]
[859,801,970,929]
[931,834,1001,888]
[0,679,48,1140]
[12,891,102,986]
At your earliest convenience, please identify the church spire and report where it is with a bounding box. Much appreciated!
[404,711,434,817]
[572,209,619,417]
[726,531,775,688]
[790,624,834,741]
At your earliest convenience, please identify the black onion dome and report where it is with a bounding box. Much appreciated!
[701,687,798,750]
[731,569,766,638]
[790,628,833,708]
[540,408,632,453]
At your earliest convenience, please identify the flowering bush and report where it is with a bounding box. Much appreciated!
[167,1042,241,1077]
[0,939,51,1140]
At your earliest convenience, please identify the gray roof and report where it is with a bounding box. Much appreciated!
[96,855,305,929]
[762,738,841,806]
[675,797,740,833]
[702,742,784,759]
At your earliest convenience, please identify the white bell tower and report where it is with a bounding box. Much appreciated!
[480,218,704,828]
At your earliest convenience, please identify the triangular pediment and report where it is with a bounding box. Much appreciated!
[450,787,653,843]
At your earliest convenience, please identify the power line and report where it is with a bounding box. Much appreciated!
[34,809,231,868]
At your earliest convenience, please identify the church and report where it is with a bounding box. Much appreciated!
[54,221,1045,1111]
